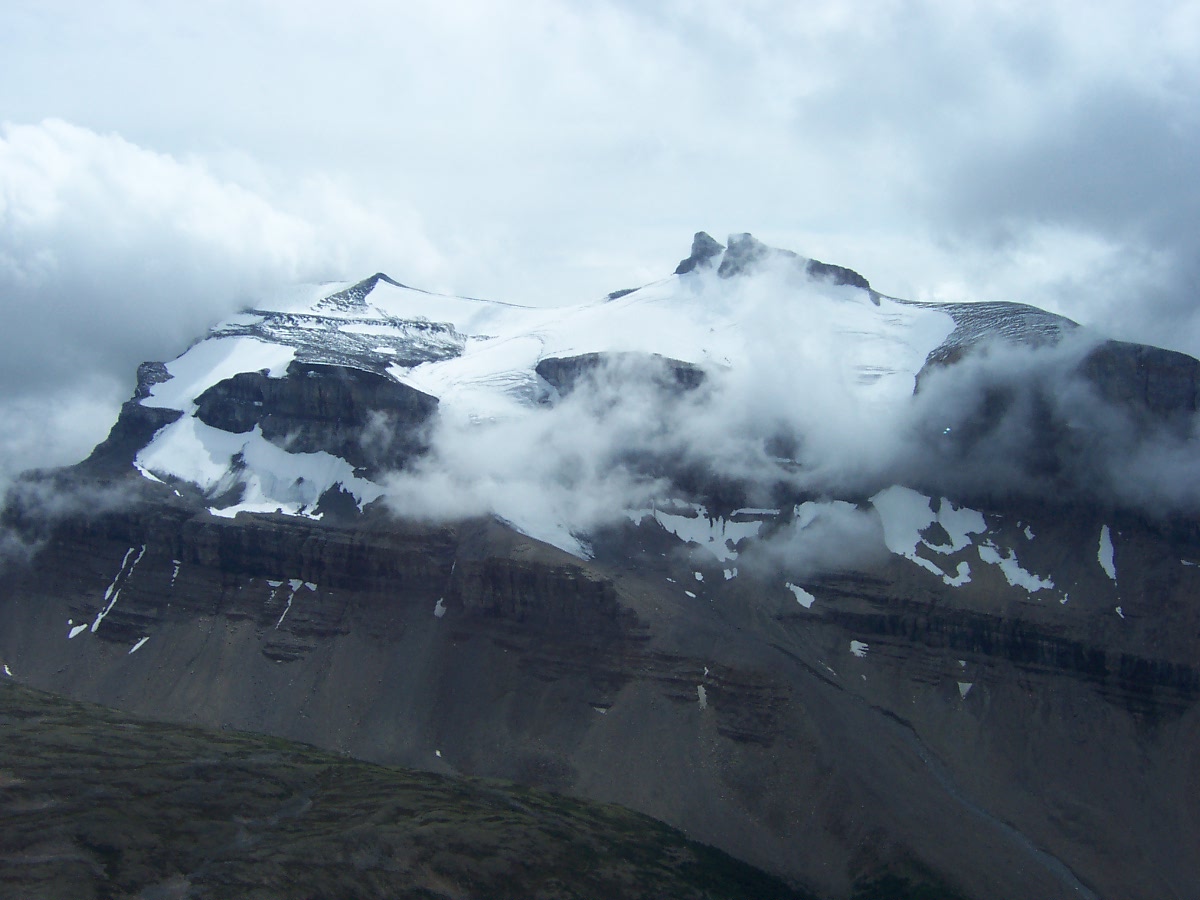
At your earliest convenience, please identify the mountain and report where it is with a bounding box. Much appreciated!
[2,232,1199,900]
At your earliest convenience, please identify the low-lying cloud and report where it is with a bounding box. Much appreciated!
[0,119,441,494]
[381,258,1200,573]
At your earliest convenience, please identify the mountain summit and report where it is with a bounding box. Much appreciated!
[2,233,1199,900]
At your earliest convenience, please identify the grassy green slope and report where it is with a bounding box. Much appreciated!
[0,682,816,900]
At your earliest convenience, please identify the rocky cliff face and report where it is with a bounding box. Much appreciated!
[193,361,437,475]
[2,235,1199,900]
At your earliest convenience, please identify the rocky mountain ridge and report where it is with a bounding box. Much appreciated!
[2,233,1199,899]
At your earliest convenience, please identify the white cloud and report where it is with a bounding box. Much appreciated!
[0,118,441,486]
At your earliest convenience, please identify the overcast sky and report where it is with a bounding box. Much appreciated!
[2,0,1198,484]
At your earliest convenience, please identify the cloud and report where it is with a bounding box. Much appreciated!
[2,2,1197,337]
[381,254,1200,573]
[741,500,891,580]
[0,119,441,490]
[0,469,138,570]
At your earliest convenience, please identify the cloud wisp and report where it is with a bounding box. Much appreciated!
[379,256,1200,574]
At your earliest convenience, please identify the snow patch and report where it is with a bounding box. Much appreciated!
[94,545,146,633]
[629,503,760,563]
[870,486,985,586]
[786,582,816,609]
[434,598,447,618]
[958,682,973,699]
[68,623,89,639]
[850,640,869,658]
[723,567,737,580]
[137,419,382,520]
[142,336,296,412]
[977,542,1054,593]
[697,685,708,709]
[943,561,972,587]
[1098,525,1117,581]
[128,636,150,655]
[1116,606,1124,619]
[275,593,294,628]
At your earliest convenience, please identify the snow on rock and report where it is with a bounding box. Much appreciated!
[870,486,985,586]
[850,640,869,658]
[977,543,1054,593]
[137,419,382,519]
[786,582,816,609]
[943,562,972,587]
[628,503,761,563]
[931,498,987,552]
[142,336,296,412]
[275,593,294,629]
[2,664,12,677]
[1098,525,1117,581]
[93,545,146,633]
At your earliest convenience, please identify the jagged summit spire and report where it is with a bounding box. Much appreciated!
[716,233,776,278]
[674,232,725,275]
[316,272,408,312]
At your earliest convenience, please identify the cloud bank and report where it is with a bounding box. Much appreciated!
[382,258,1200,575]
[0,119,440,491]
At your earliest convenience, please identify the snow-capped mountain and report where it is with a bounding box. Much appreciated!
[127,233,966,523]
[3,233,1199,900]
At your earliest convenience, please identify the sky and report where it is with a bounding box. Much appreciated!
[1,0,1199,488]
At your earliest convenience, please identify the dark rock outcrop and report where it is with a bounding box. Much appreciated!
[194,361,438,474]
[535,351,706,397]
[717,232,778,277]
[674,231,726,274]
[804,257,872,292]
[1081,338,1200,419]
[80,362,183,473]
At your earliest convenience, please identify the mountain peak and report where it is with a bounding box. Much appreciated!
[674,231,725,275]
[315,272,407,312]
